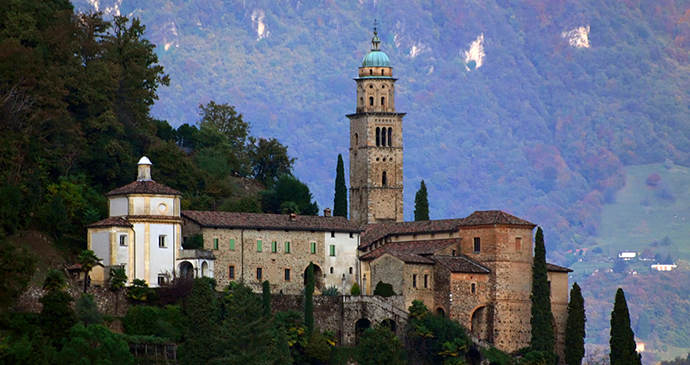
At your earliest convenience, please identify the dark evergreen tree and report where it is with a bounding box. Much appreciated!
[262,280,272,317]
[0,239,36,309]
[530,227,555,359]
[179,277,219,365]
[414,180,429,221]
[305,262,315,336]
[39,290,77,348]
[358,325,405,365]
[333,154,347,218]
[565,282,586,365]
[261,175,319,215]
[54,324,134,365]
[610,288,642,365]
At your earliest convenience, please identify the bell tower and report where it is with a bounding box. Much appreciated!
[348,25,405,225]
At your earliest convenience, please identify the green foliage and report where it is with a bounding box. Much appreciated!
[78,249,100,293]
[274,309,308,360]
[322,285,340,296]
[0,239,36,309]
[54,324,134,365]
[373,281,396,297]
[179,277,219,365]
[357,324,404,365]
[39,290,77,347]
[333,154,347,218]
[304,329,334,364]
[530,227,555,360]
[249,136,295,187]
[305,262,315,336]
[414,180,430,221]
[406,301,471,365]
[263,280,272,317]
[261,175,319,215]
[127,279,154,303]
[350,282,360,296]
[565,282,586,365]
[43,269,67,292]
[183,233,204,250]
[123,305,186,342]
[610,288,642,365]
[109,267,127,291]
[76,294,103,326]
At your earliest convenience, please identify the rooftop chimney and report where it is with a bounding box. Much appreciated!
[289,213,297,221]
[324,208,332,217]
[137,156,153,181]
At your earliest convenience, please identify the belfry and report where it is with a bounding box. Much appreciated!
[348,25,406,225]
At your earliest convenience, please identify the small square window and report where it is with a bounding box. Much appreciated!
[159,235,167,248]
[515,237,522,252]
[329,244,336,256]
[349,232,353,238]
[213,238,219,250]
[228,265,235,280]
[310,242,316,254]
[257,267,263,281]
[271,241,277,253]
[473,237,481,253]
[229,239,235,250]
[285,268,291,281]
[285,241,291,253]
[119,235,128,246]
[331,231,335,238]
[158,275,166,286]
[257,240,262,252]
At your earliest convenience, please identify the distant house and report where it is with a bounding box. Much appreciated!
[651,263,676,271]
[618,252,637,261]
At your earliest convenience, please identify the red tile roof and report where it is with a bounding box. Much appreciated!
[359,239,461,264]
[181,211,362,232]
[87,217,133,228]
[433,255,491,274]
[106,180,182,197]
[360,210,535,247]
[546,263,573,273]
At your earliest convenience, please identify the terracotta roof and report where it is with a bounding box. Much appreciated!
[547,263,573,273]
[87,217,133,228]
[106,180,181,197]
[181,211,362,232]
[433,255,491,274]
[359,239,461,264]
[360,210,534,247]
[461,210,535,227]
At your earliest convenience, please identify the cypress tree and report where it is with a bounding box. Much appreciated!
[179,277,219,365]
[610,288,642,365]
[530,227,555,359]
[305,262,315,336]
[414,180,430,221]
[333,154,348,218]
[262,280,271,317]
[565,282,586,365]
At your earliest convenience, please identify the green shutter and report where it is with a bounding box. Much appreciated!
[213,238,219,250]
[310,242,316,254]
[257,240,262,252]
[285,241,290,253]
[330,244,336,256]
[272,241,277,252]
[229,239,235,250]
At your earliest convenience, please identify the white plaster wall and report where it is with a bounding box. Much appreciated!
[109,197,129,217]
[150,197,176,216]
[131,197,146,215]
[148,223,178,286]
[116,232,130,267]
[324,232,359,293]
[90,231,110,265]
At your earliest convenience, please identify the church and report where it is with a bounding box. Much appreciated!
[87,27,571,356]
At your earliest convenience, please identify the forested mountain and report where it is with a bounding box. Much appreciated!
[71,0,690,256]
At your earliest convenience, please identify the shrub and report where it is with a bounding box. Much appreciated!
[373,281,396,297]
[350,282,360,295]
[322,285,340,296]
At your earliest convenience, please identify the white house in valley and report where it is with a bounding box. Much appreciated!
[87,157,215,287]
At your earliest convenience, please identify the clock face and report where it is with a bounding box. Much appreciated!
[158,203,168,213]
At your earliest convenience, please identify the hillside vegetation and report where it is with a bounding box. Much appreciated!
[73,0,690,255]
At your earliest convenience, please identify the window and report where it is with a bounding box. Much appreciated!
[256,267,263,281]
[285,241,291,253]
[349,267,353,274]
[376,127,380,146]
[515,237,522,252]
[359,97,363,107]
[413,274,417,288]
[369,96,374,106]
[257,240,262,252]
[158,276,166,286]
[471,283,476,294]
[369,69,373,75]
[228,265,235,280]
[285,268,291,281]
[349,232,353,238]
[388,127,392,146]
[213,238,219,250]
[382,171,387,186]
[310,242,316,254]
[159,235,167,248]
[271,241,277,253]
[424,275,429,288]
[331,231,335,238]
[229,239,235,251]
[452,250,456,256]
[119,235,128,246]
[381,69,384,76]
[330,267,334,274]
[473,237,481,253]
[330,244,336,256]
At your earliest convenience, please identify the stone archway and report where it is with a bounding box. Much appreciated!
[436,307,446,316]
[201,261,209,277]
[355,318,371,345]
[304,264,325,291]
[471,306,491,341]
[179,261,194,278]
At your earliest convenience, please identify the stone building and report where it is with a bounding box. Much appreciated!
[181,210,362,294]
[87,157,215,287]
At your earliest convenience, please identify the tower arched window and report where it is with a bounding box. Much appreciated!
[375,128,380,146]
[369,97,374,106]
[359,97,363,107]
[388,127,392,146]
[381,97,386,108]
[354,133,359,150]
[382,171,388,186]
[381,69,384,76]
[369,69,373,75]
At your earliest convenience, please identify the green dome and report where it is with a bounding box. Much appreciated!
[362,50,390,67]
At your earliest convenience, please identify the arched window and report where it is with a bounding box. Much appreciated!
[382,171,387,186]
[375,128,380,146]
[369,97,374,106]
[388,127,392,146]
[381,69,384,75]
[381,97,386,107]
[359,97,363,107]
[369,69,373,75]
[354,133,359,148]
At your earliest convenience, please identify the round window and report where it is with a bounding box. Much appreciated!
[157,203,167,213]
